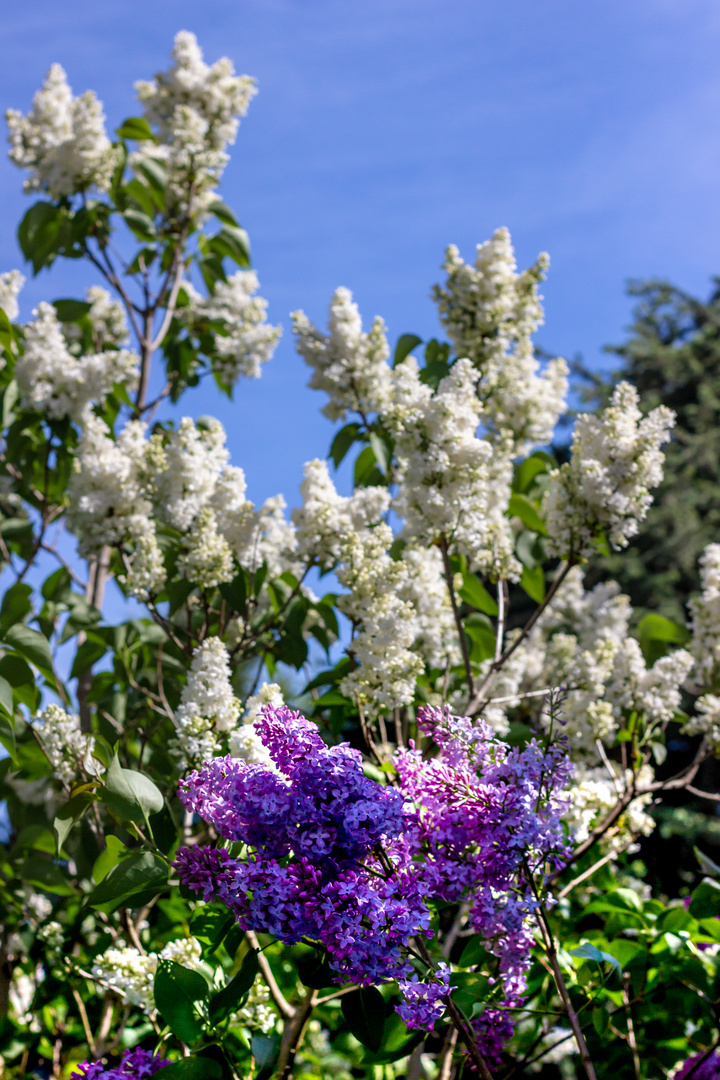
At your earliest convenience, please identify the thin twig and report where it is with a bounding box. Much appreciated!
[466,561,574,715]
[440,538,474,697]
[622,976,641,1080]
[244,931,293,1019]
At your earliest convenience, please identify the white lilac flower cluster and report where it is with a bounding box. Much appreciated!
[292,287,392,422]
[293,460,458,714]
[170,637,241,770]
[133,31,256,217]
[0,270,24,322]
[91,937,203,1012]
[6,64,115,196]
[79,286,129,350]
[467,566,696,848]
[689,543,720,689]
[184,271,281,387]
[385,356,519,580]
[16,302,139,422]
[544,382,675,559]
[229,681,283,766]
[32,704,104,786]
[68,414,296,599]
[431,228,569,452]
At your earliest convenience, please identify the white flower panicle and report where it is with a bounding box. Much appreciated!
[150,416,229,532]
[606,639,693,725]
[171,637,241,770]
[398,545,460,671]
[385,357,518,580]
[6,63,115,196]
[134,31,256,216]
[544,382,675,558]
[176,505,234,589]
[689,543,720,689]
[84,286,129,349]
[229,682,284,765]
[91,937,203,1013]
[564,765,655,852]
[33,704,102,785]
[185,271,281,386]
[292,287,392,421]
[0,270,24,321]
[292,458,391,567]
[683,695,720,754]
[337,523,423,714]
[17,302,139,421]
[432,229,569,451]
[92,947,156,1011]
[68,413,148,542]
[67,414,297,595]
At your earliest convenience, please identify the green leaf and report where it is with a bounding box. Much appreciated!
[513,452,554,494]
[3,623,55,682]
[207,200,239,226]
[53,299,92,323]
[157,1062,222,1080]
[329,422,362,468]
[209,948,259,1024]
[520,564,546,604]
[341,986,386,1053]
[17,201,63,273]
[123,208,156,239]
[570,942,622,974]
[116,117,155,141]
[92,835,129,884]
[251,1036,279,1073]
[70,639,107,678]
[134,158,167,207]
[450,972,489,1017]
[464,612,496,663]
[219,570,248,615]
[459,572,498,615]
[101,752,164,823]
[0,708,15,759]
[689,878,720,919]
[86,851,168,911]
[0,307,14,356]
[41,567,72,602]
[154,960,209,1044]
[508,493,548,536]
[369,431,391,475]
[189,907,235,954]
[458,934,493,969]
[0,583,33,635]
[209,225,251,267]
[354,444,385,487]
[21,854,75,895]
[393,333,423,367]
[637,612,691,645]
[695,848,720,879]
[53,790,97,855]
[1,380,19,429]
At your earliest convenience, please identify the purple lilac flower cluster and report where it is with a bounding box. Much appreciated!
[175,702,571,1053]
[397,962,453,1030]
[176,705,428,986]
[676,1052,720,1080]
[395,705,572,1064]
[71,1048,169,1079]
[179,704,405,869]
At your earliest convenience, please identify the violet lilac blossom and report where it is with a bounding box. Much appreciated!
[174,702,572,1051]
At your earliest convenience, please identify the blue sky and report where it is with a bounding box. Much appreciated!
[1,0,719,508]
